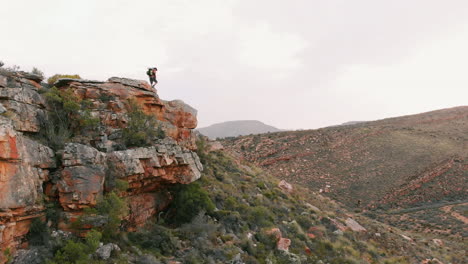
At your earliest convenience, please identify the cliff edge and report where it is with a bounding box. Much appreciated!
[0,69,202,262]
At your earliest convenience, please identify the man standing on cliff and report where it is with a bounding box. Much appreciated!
[146,67,158,88]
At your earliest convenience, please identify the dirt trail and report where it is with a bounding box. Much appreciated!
[440,203,468,225]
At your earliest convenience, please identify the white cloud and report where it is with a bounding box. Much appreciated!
[237,22,308,72]
[1,0,468,129]
[329,24,468,121]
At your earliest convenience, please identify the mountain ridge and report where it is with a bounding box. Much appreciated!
[222,106,468,239]
[198,120,281,139]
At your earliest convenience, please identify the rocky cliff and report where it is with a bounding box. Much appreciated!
[0,70,202,262]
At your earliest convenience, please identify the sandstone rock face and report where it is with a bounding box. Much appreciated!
[54,77,198,150]
[0,70,46,133]
[58,143,107,210]
[0,70,202,261]
[107,140,202,229]
[0,116,55,260]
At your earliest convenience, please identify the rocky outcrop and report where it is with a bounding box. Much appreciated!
[0,116,55,261]
[0,70,55,262]
[54,77,198,150]
[0,70,46,133]
[0,70,202,261]
[58,143,107,210]
[53,141,202,231]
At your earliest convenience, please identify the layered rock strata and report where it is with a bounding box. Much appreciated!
[0,70,202,262]
[54,77,198,150]
[0,71,56,262]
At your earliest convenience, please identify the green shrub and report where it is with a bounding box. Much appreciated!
[47,74,81,85]
[115,179,129,191]
[28,218,50,246]
[129,224,180,255]
[296,215,314,230]
[122,100,165,148]
[41,87,99,150]
[247,206,274,228]
[46,230,102,264]
[170,183,215,224]
[74,192,128,241]
[95,192,128,241]
[179,213,219,240]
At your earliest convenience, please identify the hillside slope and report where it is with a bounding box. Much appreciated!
[222,107,468,237]
[198,120,281,139]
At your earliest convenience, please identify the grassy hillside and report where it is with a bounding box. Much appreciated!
[221,106,467,238]
[26,138,466,263]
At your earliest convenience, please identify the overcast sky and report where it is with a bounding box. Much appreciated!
[1,0,467,129]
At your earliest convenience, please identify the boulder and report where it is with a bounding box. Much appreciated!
[95,243,120,260]
[277,237,291,251]
[11,246,52,264]
[432,239,444,247]
[278,180,293,193]
[345,218,366,232]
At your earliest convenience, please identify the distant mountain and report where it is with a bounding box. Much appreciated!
[198,120,281,139]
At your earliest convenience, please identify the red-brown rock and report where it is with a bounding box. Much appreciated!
[54,77,198,150]
[277,237,291,251]
[0,116,55,259]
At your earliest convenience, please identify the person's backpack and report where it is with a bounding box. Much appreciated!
[146,68,153,76]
